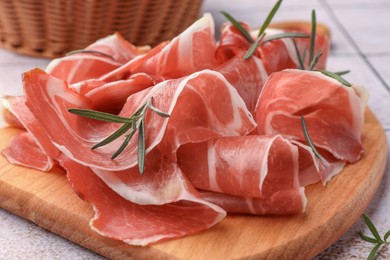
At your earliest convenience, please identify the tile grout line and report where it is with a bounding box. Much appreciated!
[320,0,390,94]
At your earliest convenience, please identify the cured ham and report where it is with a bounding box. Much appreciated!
[46,33,145,84]
[178,135,300,198]
[0,10,366,247]
[1,96,60,171]
[101,13,217,82]
[216,22,329,74]
[217,55,268,113]
[22,68,255,170]
[200,189,306,215]
[60,154,225,246]
[255,69,364,163]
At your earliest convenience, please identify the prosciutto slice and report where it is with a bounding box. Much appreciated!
[46,33,145,84]
[255,69,364,163]
[178,135,300,198]
[1,96,60,171]
[60,154,225,246]
[217,55,268,113]
[200,189,306,215]
[101,13,217,82]
[22,68,255,171]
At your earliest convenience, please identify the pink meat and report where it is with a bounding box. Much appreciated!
[217,55,268,113]
[70,73,164,114]
[255,69,364,163]
[1,96,60,171]
[200,189,306,215]
[23,69,255,171]
[59,154,225,246]
[129,13,217,78]
[178,135,300,199]
[46,33,145,84]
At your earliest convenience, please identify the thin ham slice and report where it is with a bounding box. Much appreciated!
[1,96,60,171]
[70,73,164,114]
[23,68,255,171]
[178,135,300,198]
[200,189,306,215]
[59,154,225,246]
[217,55,268,113]
[255,69,364,163]
[46,33,145,84]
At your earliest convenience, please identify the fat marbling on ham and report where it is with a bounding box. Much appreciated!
[1,10,366,246]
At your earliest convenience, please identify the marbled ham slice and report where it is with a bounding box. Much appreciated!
[46,33,145,84]
[200,189,306,215]
[23,69,255,171]
[178,135,300,198]
[70,73,164,114]
[217,55,268,113]
[102,13,217,82]
[59,154,225,246]
[255,69,364,163]
[1,96,60,171]
[129,13,217,78]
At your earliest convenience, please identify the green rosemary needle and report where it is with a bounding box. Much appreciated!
[301,116,326,162]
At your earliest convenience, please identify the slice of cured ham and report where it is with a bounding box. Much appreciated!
[129,13,217,79]
[255,69,364,163]
[178,135,300,198]
[23,68,255,171]
[1,96,60,171]
[59,154,225,246]
[217,55,268,113]
[200,189,306,215]
[46,33,145,84]
[70,73,164,114]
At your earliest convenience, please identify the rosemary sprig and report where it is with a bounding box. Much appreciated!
[220,11,254,43]
[320,70,351,87]
[261,32,310,45]
[68,98,169,174]
[66,49,114,60]
[288,10,351,87]
[301,116,326,162]
[244,0,283,59]
[359,214,390,260]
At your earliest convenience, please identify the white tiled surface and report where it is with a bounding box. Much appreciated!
[0,0,389,259]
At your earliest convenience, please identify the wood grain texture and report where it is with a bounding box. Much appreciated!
[0,109,387,260]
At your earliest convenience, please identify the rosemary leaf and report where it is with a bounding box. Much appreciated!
[137,118,146,174]
[261,32,310,45]
[301,116,326,162]
[359,231,380,244]
[362,214,384,243]
[309,10,317,66]
[111,128,137,159]
[367,243,382,260]
[92,122,133,150]
[220,11,254,43]
[384,230,390,243]
[320,70,352,87]
[301,47,308,66]
[258,0,283,38]
[309,49,323,71]
[292,38,305,70]
[66,49,114,60]
[334,70,351,76]
[244,35,263,60]
[68,108,132,123]
[148,103,170,118]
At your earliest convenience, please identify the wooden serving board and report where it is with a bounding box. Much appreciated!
[0,109,387,260]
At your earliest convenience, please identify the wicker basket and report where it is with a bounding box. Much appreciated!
[0,0,203,58]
